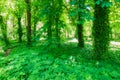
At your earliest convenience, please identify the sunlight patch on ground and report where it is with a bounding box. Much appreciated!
[110,41,120,47]
[67,39,120,50]
[67,38,92,45]
[68,38,78,43]
[110,41,120,50]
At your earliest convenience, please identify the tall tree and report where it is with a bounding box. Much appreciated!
[39,0,66,47]
[0,15,10,46]
[32,0,41,41]
[54,0,63,44]
[68,0,86,47]
[93,0,110,59]
[14,0,25,42]
[77,0,85,48]
[25,0,31,45]
[42,0,53,42]
[17,17,22,42]
[47,15,52,41]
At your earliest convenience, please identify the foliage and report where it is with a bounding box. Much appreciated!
[109,0,120,41]
[0,43,120,80]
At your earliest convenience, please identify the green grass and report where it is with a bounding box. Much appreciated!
[0,42,120,80]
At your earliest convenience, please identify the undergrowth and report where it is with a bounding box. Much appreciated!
[0,42,120,80]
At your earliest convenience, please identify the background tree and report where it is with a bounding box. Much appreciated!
[0,15,10,46]
[68,0,92,47]
[77,0,86,48]
[40,0,66,46]
[13,0,26,42]
[25,0,32,45]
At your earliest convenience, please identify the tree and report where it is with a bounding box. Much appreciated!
[41,0,53,43]
[41,0,65,45]
[47,16,52,41]
[67,0,86,47]
[77,0,85,48]
[92,0,111,59]
[13,0,26,42]
[0,15,10,46]
[25,0,31,45]
[31,0,41,41]
[54,0,64,44]
[17,17,22,42]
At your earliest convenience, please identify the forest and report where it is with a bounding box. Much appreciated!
[0,0,120,80]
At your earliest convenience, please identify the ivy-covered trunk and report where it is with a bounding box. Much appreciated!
[93,0,110,59]
[0,16,10,46]
[77,0,85,48]
[18,17,23,42]
[25,0,31,45]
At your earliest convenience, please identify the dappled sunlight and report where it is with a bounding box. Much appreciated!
[66,38,92,46]
[110,41,120,51]
[110,41,120,47]
[68,38,78,43]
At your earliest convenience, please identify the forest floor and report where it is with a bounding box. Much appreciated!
[0,40,120,80]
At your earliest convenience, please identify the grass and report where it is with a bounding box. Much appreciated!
[0,41,120,80]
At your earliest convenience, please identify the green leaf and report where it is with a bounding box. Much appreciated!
[96,0,103,5]
[101,1,112,8]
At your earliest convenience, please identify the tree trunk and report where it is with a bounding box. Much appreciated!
[77,23,84,48]
[33,6,38,41]
[77,0,85,48]
[18,17,23,42]
[47,25,52,40]
[47,15,52,41]
[93,0,110,59]
[25,0,31,45]
[33,21,37,41]
[55,17,60,43]
[0,15,10,46]
[2,26,9,46]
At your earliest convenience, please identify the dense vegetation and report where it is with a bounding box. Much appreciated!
[0,0,120,79]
